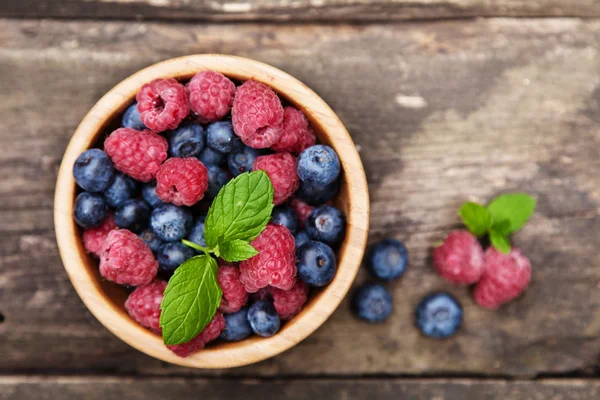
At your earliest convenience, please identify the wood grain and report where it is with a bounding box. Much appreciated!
[0,18,599,376]
[0,0,599,21]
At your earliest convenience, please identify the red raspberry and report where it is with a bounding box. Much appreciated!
[83,213,117,257]
[167,312,225,357]
[218,264,248,314]
[232,80,284,148]
[271,279,309,320]
[432,230,485,285]
[474,247,532,309]
[271,107,316,155]
[289,198,314,229]
[239,224,296,292]
[136,78,189,132]
[124,280,167,332]
[104,128,168,182]
[155,157,208,206]
[187,70,236,123]
[100,229,158,286]
[252,153,299,205]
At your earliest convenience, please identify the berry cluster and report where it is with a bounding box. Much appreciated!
[72,71,346,357]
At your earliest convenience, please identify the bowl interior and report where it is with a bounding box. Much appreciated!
[55,55,369,368]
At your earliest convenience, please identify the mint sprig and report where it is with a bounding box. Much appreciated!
[459,193,536,254]
[159,171,274,345]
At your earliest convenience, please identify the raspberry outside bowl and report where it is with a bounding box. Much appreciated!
[54,55,369,368]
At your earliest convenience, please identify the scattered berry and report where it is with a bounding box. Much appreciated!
[114,199,150,233]
[294,231,310,250]
[227,145,261,177]
[296,240,337,287]
[168,312,225,357]
[271,279,309,320]
[253,153,299,205]
[187,216,207,247]
[270,206,298,234]
[100,229,158,286]
[239,224,296,292]
[104,128,168,182]
[121,102,146,130]
[187,70,236,123]
[150,203,193,242]
[198,147,226,166]
[296,178,340,206]
[166,123,205,158]
[473,247,532,309]
[271,107,316,155]
[247,300,280,337]
[297,145,341,186]
[416,292,463,339]
[218,264,248,314]
[73,149,116,192]
[137,78,189,132]
[103,172,139,208]
[368,239,408,281]
[206,121,241,154]
[157,242,195,277]
[138,229,163,253]
[155,157,208,206]
[206,165,229,200]
[83,213,117,257]
[124,280,167,332]
[141,181,165,208]
[353,283,393,323]
[306,205,346,245]
[232,80,284,148]
[289,198,314,229]
[432,230,485,285]
[74,192,108,228]
[220,307,253,341]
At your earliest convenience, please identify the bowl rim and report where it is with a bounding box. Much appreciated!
[54,54,369,368]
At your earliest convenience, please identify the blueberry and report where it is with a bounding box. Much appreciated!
[114,199,150,233]
[73,149,116,192]
[121,103,146,130]
[295,178,340,206]
[187,217,207,248]
[247,300,280,337]
[297,145,341,186]
[206,121,241,154]
[150,204,193,241]
[353,283,393,323]
[141,181,164,208]
[138,229,164,253]
[157,242,195,277]
[416,292,463,339]
[198,147,226,166]
[306,205,346,245]
[296,241,337,287]
[74,192,108,228]
[227,145,261,177]
[270,206,298,234]
[368,239,409,281]
[294,231,311,250]
[167,123,205,158]
[206,165,229,200]
[220,307,253,341]
[103,173,139,208]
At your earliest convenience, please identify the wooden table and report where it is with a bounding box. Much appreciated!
[1,1,600,398]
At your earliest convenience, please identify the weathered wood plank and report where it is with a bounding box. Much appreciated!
[0,18,599,377]
[0,0,599,21]
[1,377,600,400]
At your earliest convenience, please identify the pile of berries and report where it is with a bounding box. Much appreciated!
[72,71,346,357]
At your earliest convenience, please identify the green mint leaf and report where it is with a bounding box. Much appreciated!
[159,255,221,346]
[459,202,493,237]
[486,193,536,234]
[204,171,274,249]
[219,239,259,262]
[490,229,511,254]
[491,218,511,236]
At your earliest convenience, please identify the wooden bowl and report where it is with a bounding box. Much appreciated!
[54,55,369,368]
